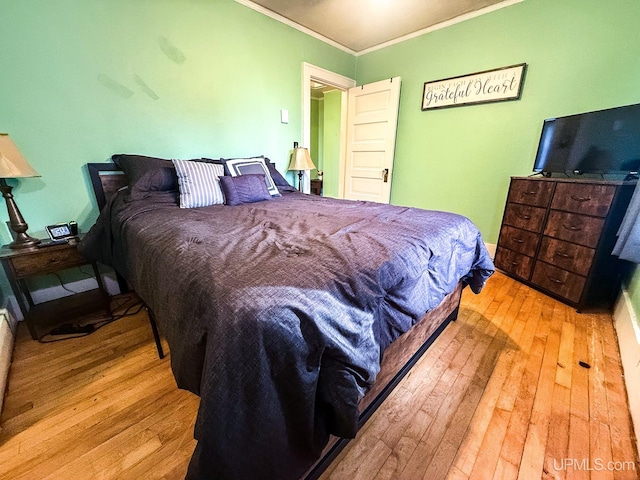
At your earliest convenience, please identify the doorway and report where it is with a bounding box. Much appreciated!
[302,63,355,197]
[309,81,343,197]
[302,64,402,204]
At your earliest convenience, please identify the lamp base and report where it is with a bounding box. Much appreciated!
[8,233,41,250]
[0,179,40,249]
[297,171,304,191]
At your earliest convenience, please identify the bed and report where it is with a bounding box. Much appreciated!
[80,155,494,480]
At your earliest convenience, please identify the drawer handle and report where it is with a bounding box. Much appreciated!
[516,213,531,220]
[510,261,519,266]
[548,276,565,285]
[570,195,591,202]
[513,238,525,244]
[523,191,538,196]
[562,223,582,232]
[555,251,574,259]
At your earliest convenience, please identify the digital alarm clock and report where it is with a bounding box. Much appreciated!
[45,222,77,242]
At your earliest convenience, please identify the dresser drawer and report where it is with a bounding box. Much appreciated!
[494,247,534,280]
[551,183,616,217]
[498,225,540,256]
[537,237,595,276]
[507,179,554,207]
[544,211,605,248]
[503,203,546,233]
[10,246,87,278]
[531,262,586,304]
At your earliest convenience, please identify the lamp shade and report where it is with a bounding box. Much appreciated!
[287,147,316,171]
[0,134,40,178]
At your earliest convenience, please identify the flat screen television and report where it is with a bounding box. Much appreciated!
[533,103,640,176]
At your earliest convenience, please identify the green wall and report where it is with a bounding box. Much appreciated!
[321,90,342,197]
[310,97,322,175]
[356,0,640,320]
[0,0,355,244]
[356,0,640,242]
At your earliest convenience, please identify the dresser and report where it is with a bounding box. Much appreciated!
[494,176,636,311]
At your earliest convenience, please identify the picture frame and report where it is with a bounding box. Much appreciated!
[421,63,527,111]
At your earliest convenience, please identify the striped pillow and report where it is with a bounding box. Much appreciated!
[172,159,225,208]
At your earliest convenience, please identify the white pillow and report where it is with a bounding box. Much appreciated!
[172,159,225,208]
[223,156,281,197]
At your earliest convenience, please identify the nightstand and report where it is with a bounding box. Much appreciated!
[310,179,323,196]
[0,239,111,340]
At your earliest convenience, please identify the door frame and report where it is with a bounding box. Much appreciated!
[302,63,355,197]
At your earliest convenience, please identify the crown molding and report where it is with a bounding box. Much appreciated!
[234,0,357,55]
[356,0,524,56]
[235,0,523,56]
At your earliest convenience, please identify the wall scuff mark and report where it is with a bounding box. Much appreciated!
[97,74,134,98]
[158,36,186,65]
[134,75,160,100]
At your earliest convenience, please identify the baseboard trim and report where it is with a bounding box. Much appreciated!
[0,308,16,419]
[29,270,121,305]
[613,288,640,455]
[485,242,496,259]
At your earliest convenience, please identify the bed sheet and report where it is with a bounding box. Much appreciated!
[80,189,494,479]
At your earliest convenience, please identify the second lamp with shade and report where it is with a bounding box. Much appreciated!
[0,133,41,249]
[287,142,316,191]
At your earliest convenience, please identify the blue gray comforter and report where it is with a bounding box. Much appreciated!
[80,189,494,479]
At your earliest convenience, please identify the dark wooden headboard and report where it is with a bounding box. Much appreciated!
[87,163,127,210]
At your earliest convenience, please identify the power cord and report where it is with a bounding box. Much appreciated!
[38,294,145,343]
[49,265,98,295]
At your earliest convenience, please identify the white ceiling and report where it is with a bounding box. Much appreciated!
[238,0,521,54]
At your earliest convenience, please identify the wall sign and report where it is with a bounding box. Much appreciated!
[421,63,527,111]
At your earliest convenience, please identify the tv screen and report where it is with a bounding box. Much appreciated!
[533,103,640,176]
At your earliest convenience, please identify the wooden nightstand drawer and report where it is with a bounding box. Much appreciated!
[537,237,595,276]
[551,183,615,217]
[11,245,87,278]
[498,225,540,256]
[544,211,605,248]
[503,203,546,233]
[531,262,585,304]
[507,179,554,207]
[494,247,534,280]
[1,238,110,341]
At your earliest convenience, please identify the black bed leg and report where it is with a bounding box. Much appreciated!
[146,307,165,359]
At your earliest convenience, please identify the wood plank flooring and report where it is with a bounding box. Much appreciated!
[0,272,638,479]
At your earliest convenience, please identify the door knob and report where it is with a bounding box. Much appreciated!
[383,168,389,182]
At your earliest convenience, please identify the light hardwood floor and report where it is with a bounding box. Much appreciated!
[0,272,638,479]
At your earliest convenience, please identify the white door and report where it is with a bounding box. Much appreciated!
[343,77,401,203]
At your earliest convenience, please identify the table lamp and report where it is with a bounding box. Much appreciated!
[287,143,316,191]
[0,133,41,249]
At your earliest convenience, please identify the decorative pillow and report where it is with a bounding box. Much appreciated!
[223,156,280,197]
[219,174,272,206]
[172,159,225,208]
[264,158,292,188]
[112,154,179,200]
[199,157,225,165]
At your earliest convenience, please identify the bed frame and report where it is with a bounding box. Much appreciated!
[85,162,463,479]
[87,163,165,359]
